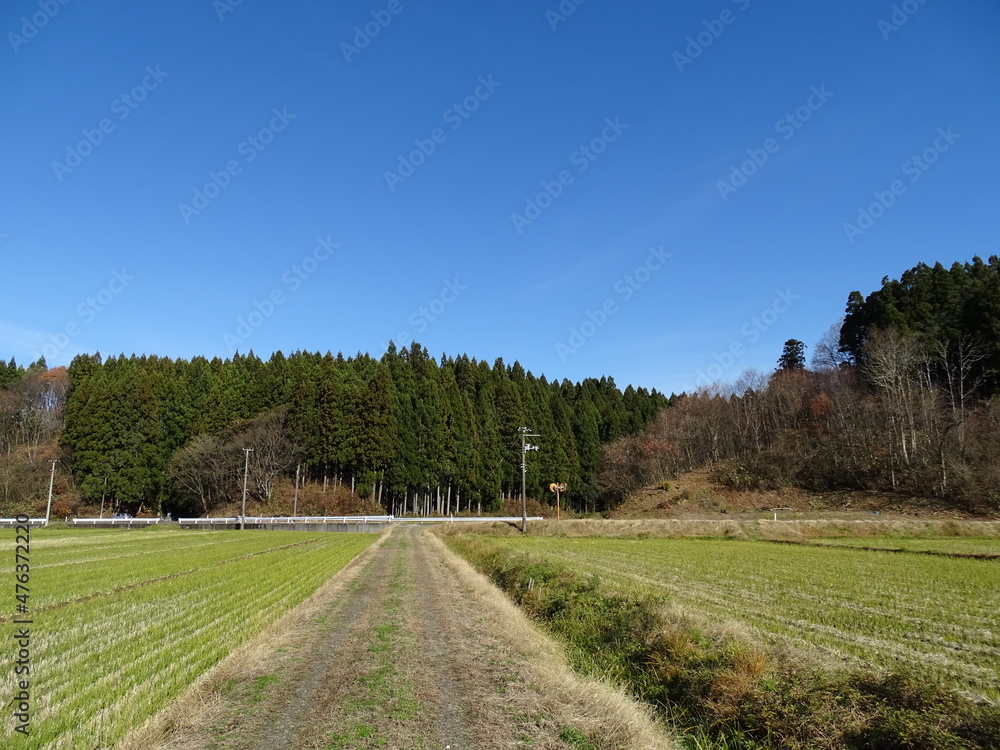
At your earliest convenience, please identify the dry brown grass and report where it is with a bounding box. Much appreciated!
[443,517,1000,541]
[707,647,771,717]
[425,531,681,750]
[610,466,1000,521]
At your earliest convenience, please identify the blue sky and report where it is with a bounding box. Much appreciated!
[2,0,998,396]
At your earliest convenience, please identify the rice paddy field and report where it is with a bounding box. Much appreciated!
[804,536,1000,556]
[0,527,377,749]
[476,535,1000,702]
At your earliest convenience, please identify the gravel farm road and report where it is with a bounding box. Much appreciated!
[137,526,675,750]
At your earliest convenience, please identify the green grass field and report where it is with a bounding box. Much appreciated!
[478,536,1000,701]
[1,527,377,749]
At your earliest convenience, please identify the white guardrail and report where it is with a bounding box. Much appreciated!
[179,515,394,525]
[0,518,47,526]
[246,515,393,524]
[178,515,543,525]
[44,515,545,528]
[395,516,545,524]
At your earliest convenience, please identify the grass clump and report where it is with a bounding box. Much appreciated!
[559,726,597,749]
[249,674,279,703]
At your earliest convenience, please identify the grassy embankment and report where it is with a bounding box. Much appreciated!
[445,529,1000,750]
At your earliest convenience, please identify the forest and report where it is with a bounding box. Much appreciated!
[2,255,999,518]
[600,256,1000,511]
[0,345,667,517]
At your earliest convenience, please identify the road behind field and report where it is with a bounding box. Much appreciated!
[134,526,676,750]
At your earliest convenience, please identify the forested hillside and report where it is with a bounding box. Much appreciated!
[840,256,1000,395]
[601,256,1000,512]
[53,345,668,517]
[5,256,999,519]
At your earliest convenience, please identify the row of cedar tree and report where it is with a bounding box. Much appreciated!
[58,346,669,517]
[3,255,999,517]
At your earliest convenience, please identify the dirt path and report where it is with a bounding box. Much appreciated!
[139,527,676,750]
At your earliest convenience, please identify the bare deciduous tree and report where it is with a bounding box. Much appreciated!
[168,434,231,513]
[811,320,851,371]
[225,407,300,502]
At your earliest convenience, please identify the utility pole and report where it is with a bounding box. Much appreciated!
[293,463,300,517]
[99,476,108,518]
[44,460,58,526]
[519,427,539,533]
[240,448,253,530]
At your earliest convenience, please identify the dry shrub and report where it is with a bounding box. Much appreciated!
[247,478,379,517]
[707,646,770,719]
[499,495,553,518]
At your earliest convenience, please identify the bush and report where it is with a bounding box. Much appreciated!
[711,453,792,492]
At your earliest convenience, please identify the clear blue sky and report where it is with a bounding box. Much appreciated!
[2,0,998,395]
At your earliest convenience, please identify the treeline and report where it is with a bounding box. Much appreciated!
[601,256,1000,510]
[59,345,668,516]
[11,256,996,518]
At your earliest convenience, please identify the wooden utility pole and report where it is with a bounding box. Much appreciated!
[519,427,539,532]
[99,476,108,518]
[293,463,300,517]
[44,460,58,525]
[240,448,253,530]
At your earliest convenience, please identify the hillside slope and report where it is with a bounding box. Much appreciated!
[608,468,998,520]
